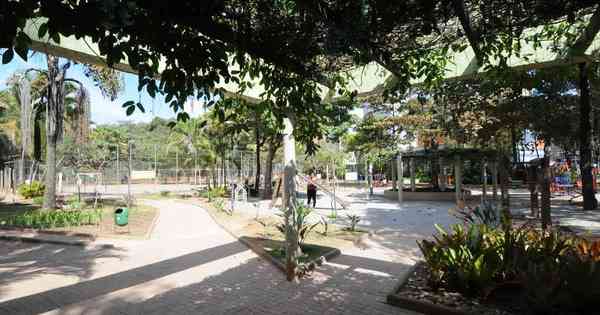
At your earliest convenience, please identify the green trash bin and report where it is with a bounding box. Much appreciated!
[114,208,129,226]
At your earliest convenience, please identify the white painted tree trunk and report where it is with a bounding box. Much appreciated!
[368,162,373,196]
[410,158,416,192]
[282,117,299,282]
[481,159,487,202]
[439,157,446,191]
[392,160,397,191]
[455,156,462,204]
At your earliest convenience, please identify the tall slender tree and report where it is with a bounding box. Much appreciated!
[19,55,123,209]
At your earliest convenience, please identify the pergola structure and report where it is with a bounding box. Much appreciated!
[400,147,499,203]
[19,15,600,101]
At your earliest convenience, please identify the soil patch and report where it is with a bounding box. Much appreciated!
[0,200,158,239]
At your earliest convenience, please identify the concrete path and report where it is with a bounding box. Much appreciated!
[0,199,420,315]
[236,187,459,265]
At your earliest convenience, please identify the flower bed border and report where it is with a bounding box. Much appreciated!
[239,236,341,273]
[198,198,341,275]
[386,262,468,315]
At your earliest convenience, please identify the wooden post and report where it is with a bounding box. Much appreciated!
[439,157,446,191]
[368,161,373,196]
[455,156,462,204]
[397,153,403,204]
[410,158,416,192]
[391,160,397,192]
[481,159,487,203]
[528,164,539,218]
[491,161,498,201]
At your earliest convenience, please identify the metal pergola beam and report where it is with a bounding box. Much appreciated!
[18,15,600,104]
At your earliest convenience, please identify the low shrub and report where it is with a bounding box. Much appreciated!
[418,220,600,313]
[346,214,361,232]
[64,196,84,210]
[17,181,45,199]
[451,201,501,228]
[276,203,320,247]
[2,209,103,229]
[160,191,170,197]
[209,187,227,198]
[32,196,44,206]
[212,198,225,212]
[200,187,227,200]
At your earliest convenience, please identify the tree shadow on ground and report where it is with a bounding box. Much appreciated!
[0,240,248,314]
[43,253,418,314]
[0,239,420,314]
[0,241,125,296]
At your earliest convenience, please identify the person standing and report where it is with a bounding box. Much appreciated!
[307,174,317,208]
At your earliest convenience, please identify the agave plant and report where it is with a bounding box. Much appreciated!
[277,202,321,248]
[346,214,361,232]
[452,201,501,228]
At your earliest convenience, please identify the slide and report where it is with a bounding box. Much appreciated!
[298,175,351,210]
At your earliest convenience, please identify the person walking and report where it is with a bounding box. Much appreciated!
[307,174,317,208]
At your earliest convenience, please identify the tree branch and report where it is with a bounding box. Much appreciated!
[64,78,84,88]
[24,68,48,78]
[569,5,600,57]
[451,0,484,62]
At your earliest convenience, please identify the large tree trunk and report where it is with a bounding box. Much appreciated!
[431,156,440,190]
[33,118,42,161]
[43,55,67,209]
[499,155,511,217]
[511,127,519,164]
[541,156,552,230]
[17,78,32,184]
[263,138,280,199]
[254,125,262,196]
[527,164,539,218]
[282,117,299,282]
[579,63,598,210]
[221,153,226,188]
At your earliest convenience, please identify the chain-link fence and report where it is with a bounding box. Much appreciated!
[2,144,283,197]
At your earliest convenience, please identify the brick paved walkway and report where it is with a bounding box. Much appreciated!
[0,199,420,315]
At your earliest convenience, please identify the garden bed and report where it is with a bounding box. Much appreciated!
[193,197,368,275]
[0,200,158,239]
[387,262,514,315]
[239,236,340,273]
[398,202,600,315]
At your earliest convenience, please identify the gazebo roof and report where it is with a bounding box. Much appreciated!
[401,147,498,161]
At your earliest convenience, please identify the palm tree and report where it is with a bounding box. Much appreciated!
[0,91,19,164]
[24,54,122,209]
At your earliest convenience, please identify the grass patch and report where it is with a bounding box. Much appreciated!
[0,199,158,239]
[239,236,339,271]
[194,196,366,249]
[265,242,334,264]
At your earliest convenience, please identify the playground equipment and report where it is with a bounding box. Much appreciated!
[268,174,351,213]
[297,174,351,210]
[345,152,358,181]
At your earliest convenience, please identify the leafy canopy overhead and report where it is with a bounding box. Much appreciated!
[1,1,598,117]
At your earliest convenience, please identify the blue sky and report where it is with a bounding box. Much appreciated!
[0,51,185,125]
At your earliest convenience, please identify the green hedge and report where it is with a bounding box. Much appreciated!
[1,209,103,229]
